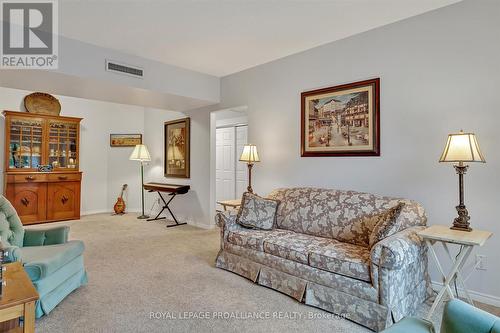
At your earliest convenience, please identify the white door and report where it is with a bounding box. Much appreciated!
[216,127,235,201]
[235,125,248,198]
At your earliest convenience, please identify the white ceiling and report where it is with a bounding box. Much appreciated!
[60,0,462,77]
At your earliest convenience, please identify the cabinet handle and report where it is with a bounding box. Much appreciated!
[58,176,68,180]
[61,196,69,204]
[21,197,30,206]
[25,176,35,181]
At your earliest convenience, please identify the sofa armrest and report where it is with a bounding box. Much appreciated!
[215,210,239,249]
[23,226,69,247]
[371,226,426,270]
[215,210,238,229]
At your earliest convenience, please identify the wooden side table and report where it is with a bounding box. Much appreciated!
[418,225,492,320]
[0,262,39,333]
[217,199,241,211]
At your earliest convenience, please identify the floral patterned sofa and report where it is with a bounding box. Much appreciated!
[215,187,431,332]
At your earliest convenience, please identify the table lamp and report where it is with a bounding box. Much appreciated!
[239,144,260,193]
[129,144,151,219]
[439,130,485,231]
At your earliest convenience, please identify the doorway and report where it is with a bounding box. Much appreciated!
[211,107,248,211]
[215,125,248,201]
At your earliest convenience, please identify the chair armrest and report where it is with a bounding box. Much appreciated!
[371,226,426,269]
[23,226,69,246]
[442,299,500,333]
[3,245,21,262]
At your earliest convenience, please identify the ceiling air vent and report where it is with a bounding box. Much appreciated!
[105,60,144,78]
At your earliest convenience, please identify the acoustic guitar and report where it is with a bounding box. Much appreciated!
[113,184,128,214]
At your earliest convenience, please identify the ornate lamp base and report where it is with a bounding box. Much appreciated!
[450,164,472,232]
[247,163,254,193]
[450,204,472,231]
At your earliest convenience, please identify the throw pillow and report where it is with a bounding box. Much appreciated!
[236,192,280,230]
[368,203,405,248]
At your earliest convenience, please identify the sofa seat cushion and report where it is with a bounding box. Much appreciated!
[227,227,293,252]
[309,241,371,282]
[19,240,85,281]
[263,232,331,264]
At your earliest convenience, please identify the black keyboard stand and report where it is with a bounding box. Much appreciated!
[147,190,187,227]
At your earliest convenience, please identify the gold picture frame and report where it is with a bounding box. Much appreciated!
[110,134,143,147]
[164,118,190,178]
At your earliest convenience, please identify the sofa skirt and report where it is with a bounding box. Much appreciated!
[216,249,390,331]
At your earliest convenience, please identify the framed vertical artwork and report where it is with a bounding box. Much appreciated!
[301,78,380,157]
[164,118,190,178]
[110,134,142,147]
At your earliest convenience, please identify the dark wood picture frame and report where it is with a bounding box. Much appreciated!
[301,78,380,157]
[164,118,190,178]
[110,134,142,147]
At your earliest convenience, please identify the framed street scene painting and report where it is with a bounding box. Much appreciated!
[301,78,380,157]
[164,118,190,178]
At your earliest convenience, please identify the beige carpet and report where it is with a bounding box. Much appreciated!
[27,213,475,332]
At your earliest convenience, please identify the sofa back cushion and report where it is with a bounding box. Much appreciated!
[267,187,426,247]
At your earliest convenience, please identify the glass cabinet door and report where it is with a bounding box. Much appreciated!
[8,118,43,169]
[48,121,78,169]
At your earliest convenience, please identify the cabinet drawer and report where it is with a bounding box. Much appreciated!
[47,173,81,182]
[13,174,47,183]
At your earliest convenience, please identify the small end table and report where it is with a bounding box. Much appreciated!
[418,225,492,320]
[0,262,39,333]
[217,199,241,211]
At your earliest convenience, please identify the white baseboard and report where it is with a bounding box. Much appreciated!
[189,220,216,230]
[82,209,142,216]
[81,209,110,216]
[431,281,500,307]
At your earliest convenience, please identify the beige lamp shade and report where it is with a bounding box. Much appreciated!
[129,144,151,162]
[439,131,485,163]
[239,144,260,163]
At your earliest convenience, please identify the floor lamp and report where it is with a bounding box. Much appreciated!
[129,144,151,219]
[239,144,260,193]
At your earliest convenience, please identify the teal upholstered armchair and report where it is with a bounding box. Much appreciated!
[0,195,87,318]
[382,299,500,333]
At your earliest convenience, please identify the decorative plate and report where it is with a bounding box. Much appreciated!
[24,92,61,116]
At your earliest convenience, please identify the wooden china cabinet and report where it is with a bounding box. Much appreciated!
[3,111,83,225]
